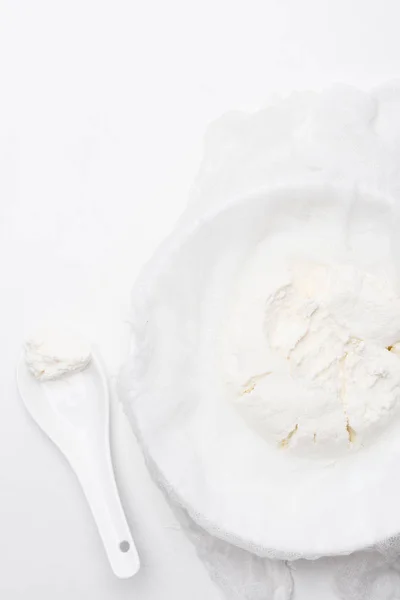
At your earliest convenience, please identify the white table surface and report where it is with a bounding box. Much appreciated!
[2,1,400,598]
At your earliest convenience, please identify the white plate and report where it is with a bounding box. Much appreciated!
[121,183,400,559]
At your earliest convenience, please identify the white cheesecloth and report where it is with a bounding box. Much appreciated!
[121,81,400,600]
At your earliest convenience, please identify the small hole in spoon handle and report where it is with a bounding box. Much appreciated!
[119,541,130,553]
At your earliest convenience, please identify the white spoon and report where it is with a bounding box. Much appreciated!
[17,351,140,579]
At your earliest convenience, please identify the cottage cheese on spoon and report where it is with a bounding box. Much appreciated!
[25,328,91,381]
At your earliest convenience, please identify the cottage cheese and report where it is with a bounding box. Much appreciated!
[223,249,400,457]
[25,328,91,381]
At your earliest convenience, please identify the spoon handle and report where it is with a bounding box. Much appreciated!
[74,448,140,578]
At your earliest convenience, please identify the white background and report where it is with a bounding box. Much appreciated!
[1,1,400,598]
